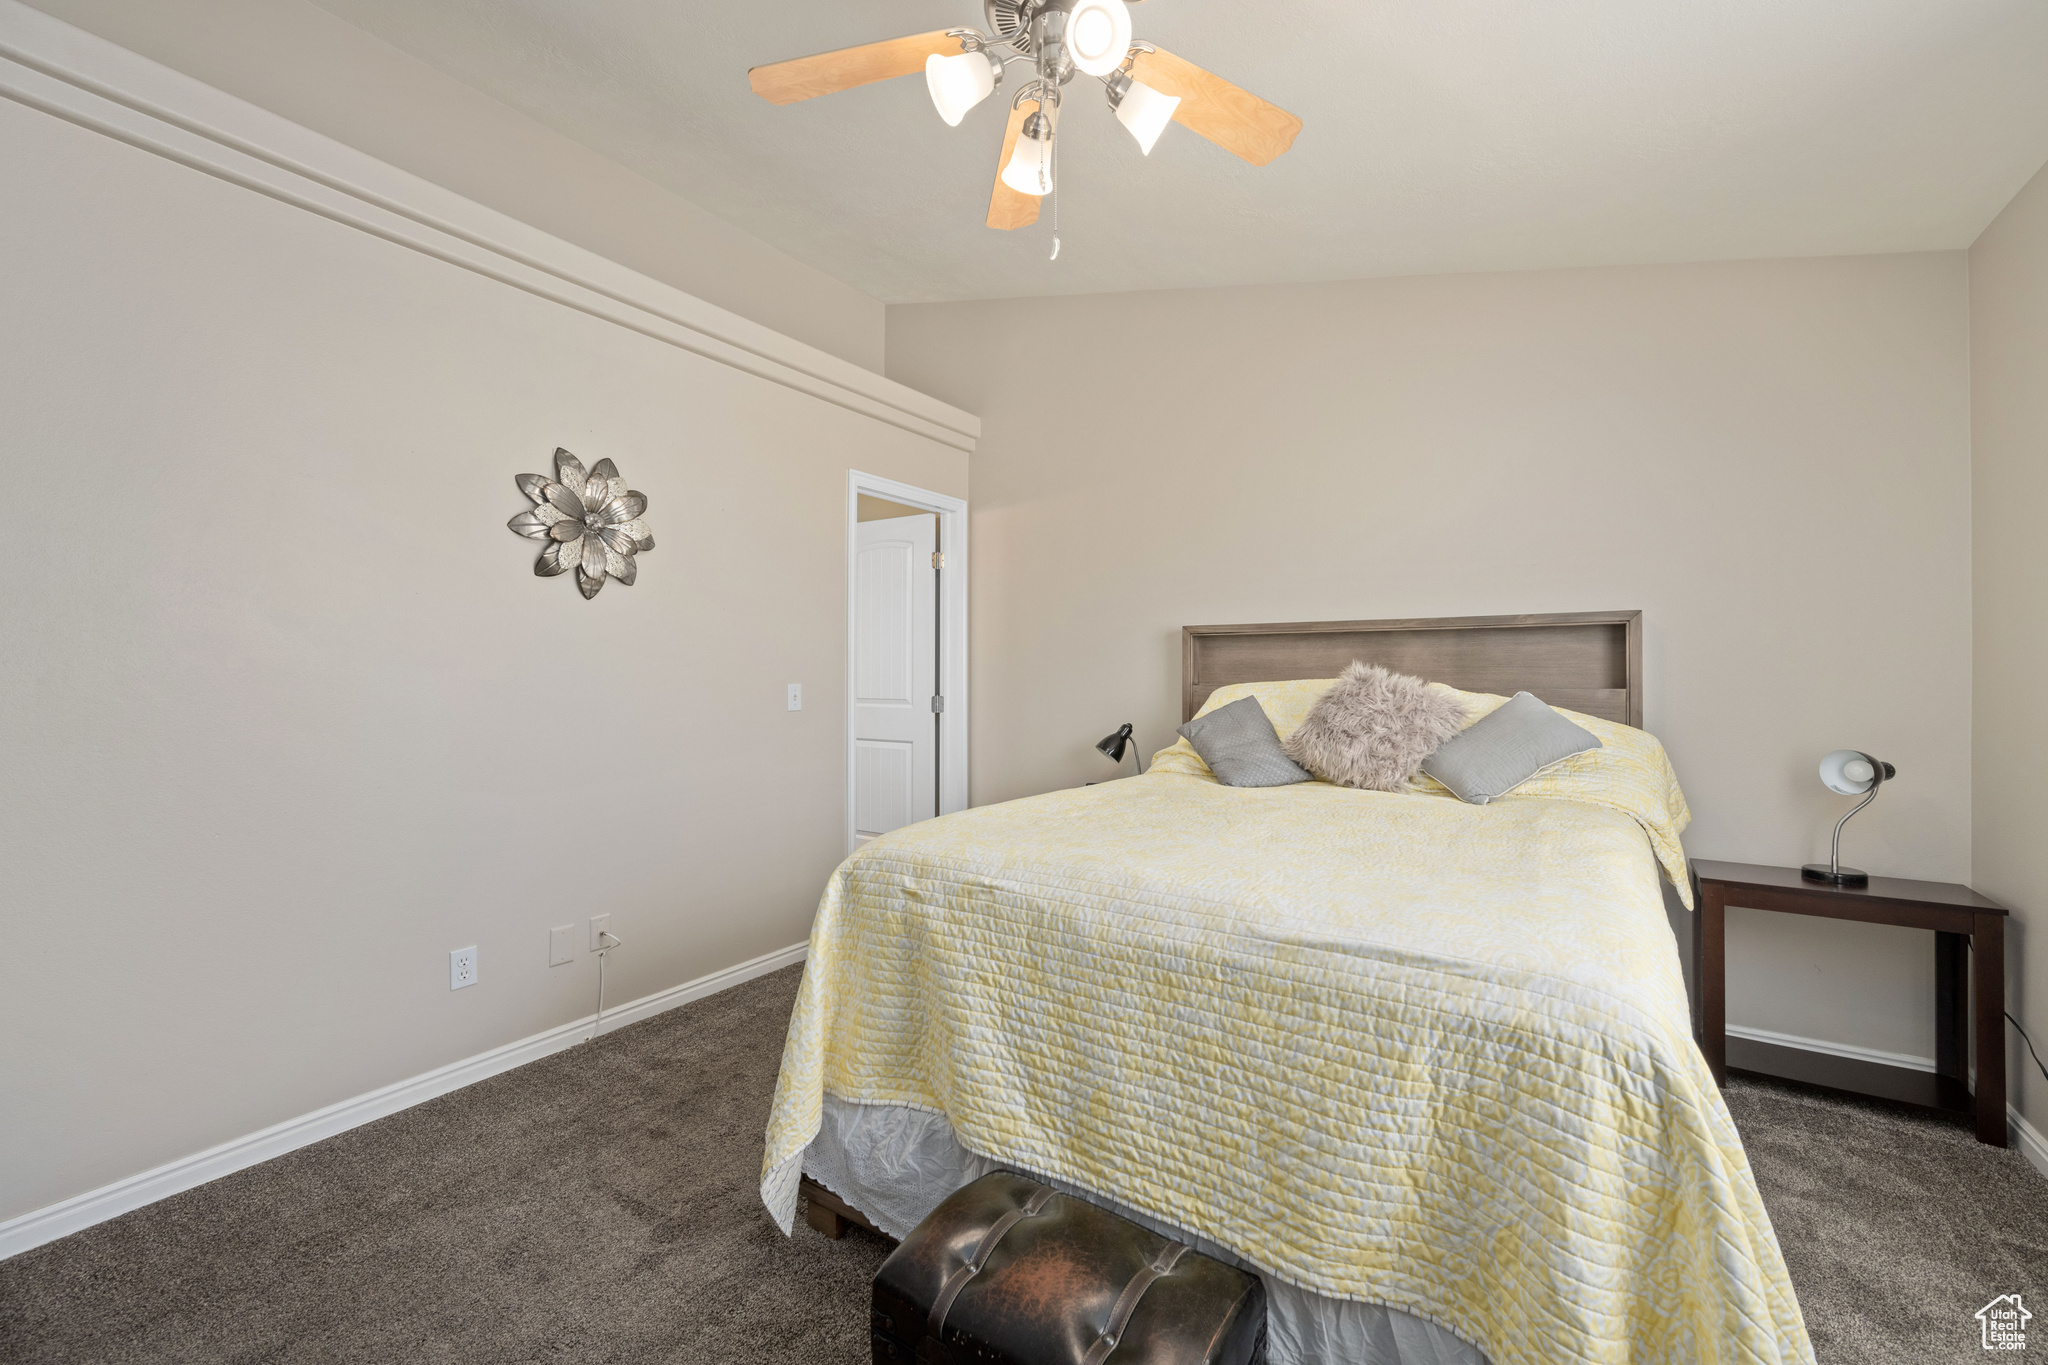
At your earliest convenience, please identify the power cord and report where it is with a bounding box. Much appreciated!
[1959,937,2046,1089]
[2010,1013,2048,1085]
[589,929,624,1043]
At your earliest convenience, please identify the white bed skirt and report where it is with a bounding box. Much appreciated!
[803,1095,1490,1365]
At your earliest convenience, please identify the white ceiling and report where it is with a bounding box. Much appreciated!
[308,0,2048,305]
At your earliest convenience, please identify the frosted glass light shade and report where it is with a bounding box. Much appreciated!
[1115,78,1180,155]
[1064,0,1132,78]
[1001,124,1054,196]
[926,51,997,126]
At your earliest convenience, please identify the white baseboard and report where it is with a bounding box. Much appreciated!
[1728,1022,2048,1180]
[2011,1108,2048,1181]
[1725,1022,1937,1073]
[0,941,807,1262]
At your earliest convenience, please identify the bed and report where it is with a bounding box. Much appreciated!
[760,612,1810,1365]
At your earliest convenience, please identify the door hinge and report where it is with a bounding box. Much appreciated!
[932,551,945,569]
[930,695,946,714]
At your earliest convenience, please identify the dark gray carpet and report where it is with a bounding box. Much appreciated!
[1724,1073,2048,1363]
[0,966,894,1365]
[1,964,2041,1363]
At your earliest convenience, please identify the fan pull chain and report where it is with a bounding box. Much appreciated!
[1049,127,1061,261]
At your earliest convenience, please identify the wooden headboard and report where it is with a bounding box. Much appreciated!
[1182,611,1643,728]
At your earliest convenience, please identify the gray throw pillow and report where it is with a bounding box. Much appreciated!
[1420,691,1602,804]
[1178,697,1314,788]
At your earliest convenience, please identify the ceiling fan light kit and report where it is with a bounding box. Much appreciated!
[1001,108,1057,195]
[1105,69,1179,155]
[926,48,1003,126]
[747,0,1302,249]
[1063,0,1134,77]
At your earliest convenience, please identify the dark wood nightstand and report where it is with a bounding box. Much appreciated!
[1692,860,2010,1146]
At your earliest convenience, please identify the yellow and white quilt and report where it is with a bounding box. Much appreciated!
[761,685,1809,1365]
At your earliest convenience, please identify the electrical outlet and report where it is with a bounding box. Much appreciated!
[450,945,478,990]
[588,914,612,952]
[787,683,802,711]
[548,925,575,967]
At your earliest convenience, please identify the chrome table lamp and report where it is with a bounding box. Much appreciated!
[1802,749,1896,887]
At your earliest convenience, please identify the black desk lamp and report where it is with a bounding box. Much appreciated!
[1096,723,1143,777]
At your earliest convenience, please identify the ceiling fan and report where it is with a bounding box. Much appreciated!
[748,0,1302,252]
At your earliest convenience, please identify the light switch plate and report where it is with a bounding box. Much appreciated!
[787,683,802,711]
[548,925,575,967]
[588,913,612,952]
[450,945,478,990]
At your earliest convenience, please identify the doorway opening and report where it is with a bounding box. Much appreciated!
[846,472,967,853]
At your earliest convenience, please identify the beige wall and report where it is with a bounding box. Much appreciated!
[1972,160,2048,1138]
[21,0,887,372]
[0,86,963,1222]
[889,254,1974,1064]
[858,495,929,522]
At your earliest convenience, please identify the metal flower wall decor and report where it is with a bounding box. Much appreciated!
[508,448,654,599]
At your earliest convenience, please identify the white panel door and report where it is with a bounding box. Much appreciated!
[854,514,938,839]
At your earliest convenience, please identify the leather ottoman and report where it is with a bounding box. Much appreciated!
[870,1170,1267,1365]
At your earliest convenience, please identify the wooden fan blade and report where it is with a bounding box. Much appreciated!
[987,99,1041,230]
[1129,48,1302,166]
[749,30,960,105]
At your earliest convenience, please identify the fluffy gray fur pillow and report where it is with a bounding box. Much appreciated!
[1281,662,1467,791]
